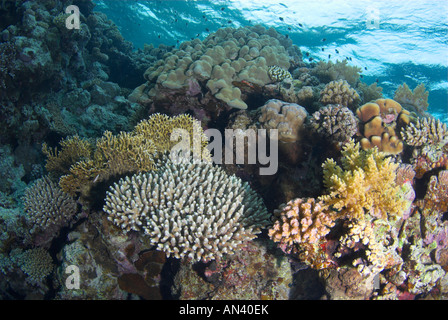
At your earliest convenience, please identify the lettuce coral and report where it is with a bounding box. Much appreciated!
[320,140,408,221]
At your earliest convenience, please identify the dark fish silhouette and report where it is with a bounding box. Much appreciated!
[279,17,284,21]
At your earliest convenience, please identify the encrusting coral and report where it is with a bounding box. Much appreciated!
[104,155,271,262]
[319,79,360,110]
[319,139,408,221]
[356,98,410,154]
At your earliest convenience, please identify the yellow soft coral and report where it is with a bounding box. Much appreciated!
[320,140,407,221]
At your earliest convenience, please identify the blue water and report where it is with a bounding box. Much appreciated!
[94,0,448,122]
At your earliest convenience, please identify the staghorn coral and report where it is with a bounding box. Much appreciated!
[22,176,77,232]
[268,198,336,269]
[394,83,429,116]
[267,65,292,82]
[319,79,360,109]
[103,155,270,262]
[320,140,408,221]
[356,99,410,155]
[309,104,358,143]
[258,99,307,143]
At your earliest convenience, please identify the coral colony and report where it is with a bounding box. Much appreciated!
[0,0,447,301]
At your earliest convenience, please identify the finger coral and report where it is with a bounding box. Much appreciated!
[319,79,360,109]
[103,155,270,262]
[320,140,408,221]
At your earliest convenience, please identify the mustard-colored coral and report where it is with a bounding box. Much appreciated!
[50,114,210,197]
[42,135,93,178]
[319,140,408,221]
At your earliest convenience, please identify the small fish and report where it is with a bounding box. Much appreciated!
[375,78,379,83]
[227,20,232,24]
[322,38,326,42]
[360,75,364,78]
[309,57,314,62]
[174,18,178,22]
[298,23,303,27]
[305,52,310,57]
[288,27,291,31]
[321,48,325,51]
[364,66,368,70]
[335,49,339,54]
[279,17,284,21]
[158,34,161,38]
[221,7,225,10]
[349,57,352,61]
[328,54,331,59]
[196,33,200,37]
[206,28,210,32]
[285,34,289,38]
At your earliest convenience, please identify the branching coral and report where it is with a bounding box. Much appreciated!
[319,79,360,109]
[268,198,336,268]
[401,117,448,177]
[309,104,358,143]
[394,83,429,116]
[104,155,270,262]
[42,135,93,178]
[10,248,54,284]
[319,140,408,221]
[22,176,77,232]
[311,59,362,87]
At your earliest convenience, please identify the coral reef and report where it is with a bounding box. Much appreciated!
[319,79,360,109]
[309,104,358,144]
[394,83,429,116]
[104,155,270,262]
[356,99,410,154]
[311,59,362,87]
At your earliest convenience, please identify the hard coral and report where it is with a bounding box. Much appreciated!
[268,65,292,82]
[356,99,410,155]
[320,140,408,221]
[319,79,360,110]
[394,83,429,116]
[104,155,270,262]
[22,176,77,232]
[309,104,358,143]
[268,198,336,268]
[258,99,307,143]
